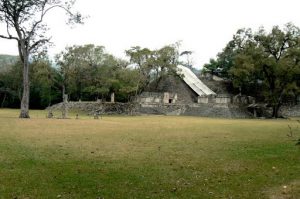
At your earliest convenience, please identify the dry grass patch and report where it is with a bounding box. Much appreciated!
[267,180,300,199]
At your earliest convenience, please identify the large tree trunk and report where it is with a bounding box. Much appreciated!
[1,93,7,108]
[272,105,281,118]
[272,90,285,118]
[19,55,30,118]
[272,100,282,118]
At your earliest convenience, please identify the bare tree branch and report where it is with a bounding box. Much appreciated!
[29,38,50,51]
[0,34,18,40]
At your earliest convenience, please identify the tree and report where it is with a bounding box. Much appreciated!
[0,59,22,107]
[30,56,61,108]
[229,24,300,117]
[202,29,253,78]
[180,50,193,68]
[56,44,106,101]
[125,46,154,95]
[0,0,82,118]
[0,55,62,109]
[115,68,139,102]
[56,44,135,102]
[203,58,218,75]
[152,45,179,88]
[125,44,179,95]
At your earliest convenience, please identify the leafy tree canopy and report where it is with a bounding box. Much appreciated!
[215,23,300,117]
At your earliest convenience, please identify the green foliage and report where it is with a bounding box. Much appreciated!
[0,61,22,107]
[30,58,61,108]
[0,55,18,71]
[125,44,179,93]
[56,44,107,100]
[1,42,181,107]
[203,58,219,74]
[228,23,300,117]
[56,44,138,102]
[203,28,254,78]
[203,24,300,117]
[0,57,61,108]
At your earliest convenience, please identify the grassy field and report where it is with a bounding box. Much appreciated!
[0,109,299,199]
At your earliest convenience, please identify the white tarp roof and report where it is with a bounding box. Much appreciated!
[177,65,216,96]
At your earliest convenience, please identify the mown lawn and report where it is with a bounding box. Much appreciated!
[0,109,299,199]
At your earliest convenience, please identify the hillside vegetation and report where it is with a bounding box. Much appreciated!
[0,54,18,71]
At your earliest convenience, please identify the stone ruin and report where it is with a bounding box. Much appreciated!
[47,65,300,118]
[133,65,253,118]
[198,94,231,104]
[138,92,233,105]
[137,92,178,104]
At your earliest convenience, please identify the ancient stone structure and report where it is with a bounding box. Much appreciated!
[137,65,231,106]
[49,65,300,118]
[110,92,115,103]
[177,65,216,97]
[49,101,139,116]
[136,92,178,104]
[132,65,252,118]
[198,94,232,104]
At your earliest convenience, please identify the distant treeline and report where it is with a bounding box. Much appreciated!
[0,44,181,109]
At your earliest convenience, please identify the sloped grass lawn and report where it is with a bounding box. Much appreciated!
[0,109,299,198]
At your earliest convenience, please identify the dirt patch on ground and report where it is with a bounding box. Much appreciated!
[266,180,300,199]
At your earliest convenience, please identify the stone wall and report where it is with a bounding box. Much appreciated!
[137,92,164,104]
[48,101,138,115]
[49,97,300,118]
[280,105,300,117]
[198,95,232,104]
[233,95,256,104]
[198,96,209,103]
[139,103,186,116]
[48,101,252,118]
[137,92,178,104]
[182,104,251,118]
[138,103,252,118]
[215,96,231,104]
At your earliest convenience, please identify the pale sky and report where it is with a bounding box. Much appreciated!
[1,0,300,68]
